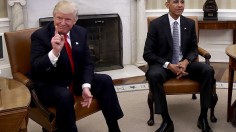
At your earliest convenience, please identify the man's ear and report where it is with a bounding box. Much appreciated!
[165,2,169,9]
[73,19,77,25]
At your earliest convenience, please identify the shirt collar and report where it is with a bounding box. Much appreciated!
[168,13,180,26]
[66,31,71,39]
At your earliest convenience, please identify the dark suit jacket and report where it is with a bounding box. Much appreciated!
[29,22,94,95]
[143,14,198,66]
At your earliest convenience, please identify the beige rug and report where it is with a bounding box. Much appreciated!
[27,89,236,132]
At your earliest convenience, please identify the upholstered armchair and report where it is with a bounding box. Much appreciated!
[146,16,218,126]
[4,28,100,132]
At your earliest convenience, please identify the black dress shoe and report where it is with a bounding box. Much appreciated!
[155,121,174,132]
[197,118,213,132]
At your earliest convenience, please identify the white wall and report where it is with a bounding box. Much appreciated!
[0,18,11,78]
[26,0,132,65]
[0,0,137,78]
[146,0,236,9]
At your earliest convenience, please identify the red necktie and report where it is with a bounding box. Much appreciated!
[64,35,74,93]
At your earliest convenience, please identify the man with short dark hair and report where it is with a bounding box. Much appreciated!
[143,0,216,132]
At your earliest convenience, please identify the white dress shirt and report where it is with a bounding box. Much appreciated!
[163,13,183,69]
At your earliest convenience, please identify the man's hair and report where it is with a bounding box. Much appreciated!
[53,0,78,21]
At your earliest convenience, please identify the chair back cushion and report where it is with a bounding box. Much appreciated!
[4,28,37,75]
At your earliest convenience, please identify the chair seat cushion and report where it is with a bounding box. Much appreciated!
[164,78,200,94]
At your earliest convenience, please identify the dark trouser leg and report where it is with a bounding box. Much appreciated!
[37,86,77,132]
[146,65,172,122]
[187,62,215,117]
[91,73,124,131]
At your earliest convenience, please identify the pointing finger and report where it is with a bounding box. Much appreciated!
[55,26,59,35]
[61,34,65,41]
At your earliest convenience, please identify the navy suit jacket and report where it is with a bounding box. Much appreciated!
[29,22,94,95]
[143,14,198,66]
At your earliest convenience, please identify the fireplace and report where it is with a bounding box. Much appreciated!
[39,14,123,72]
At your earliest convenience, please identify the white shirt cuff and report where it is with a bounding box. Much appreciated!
[163,62,170,69]
[82,83,91,90]
[48,50,59,67]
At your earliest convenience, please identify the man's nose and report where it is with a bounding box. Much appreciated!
[61,19,66,25]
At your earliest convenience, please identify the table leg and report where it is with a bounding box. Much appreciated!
[228,61,234,122]
[233,29,236,44]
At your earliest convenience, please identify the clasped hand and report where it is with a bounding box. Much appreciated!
[168,60,189,79]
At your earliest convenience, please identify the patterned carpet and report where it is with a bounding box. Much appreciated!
[115,83,148,92]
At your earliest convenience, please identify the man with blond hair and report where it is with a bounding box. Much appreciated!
[29,1,124,131]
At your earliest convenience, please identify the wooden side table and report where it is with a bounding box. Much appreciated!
[0,77,31,132]
[199,20,236,44]
[225,44,236,126]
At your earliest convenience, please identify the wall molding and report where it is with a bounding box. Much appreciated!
[146,0,236,10]
[146,9,236,20]
[0,18,10,33]
[0,63,10,69]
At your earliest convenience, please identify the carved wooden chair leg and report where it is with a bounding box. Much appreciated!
[192,94,197,99]
[232,109,236,127]
[147,91,154,126]
[210,86,218,123]
[42,127,49,132]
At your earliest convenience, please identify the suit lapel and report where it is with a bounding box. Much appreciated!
[70,28,82,52]
[180,16,188,51]
[69,30,76,50]
[162,15,173,48]
[69,27,83,70]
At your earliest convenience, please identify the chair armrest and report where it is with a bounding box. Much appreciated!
[13,72,32,88]
[12,72,55,122]
[30,89,55,122]
[198,47,211,65]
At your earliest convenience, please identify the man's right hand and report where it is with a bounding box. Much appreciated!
[51,27,65,57]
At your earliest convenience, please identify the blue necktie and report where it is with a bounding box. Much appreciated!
[172,21,180,64]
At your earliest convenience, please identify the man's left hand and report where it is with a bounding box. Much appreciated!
[176,59,189,79]
[81,87,93,108]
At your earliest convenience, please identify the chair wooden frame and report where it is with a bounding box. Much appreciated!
[146,16,218,126]
[4,28,101,132]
